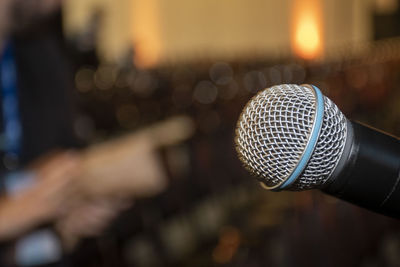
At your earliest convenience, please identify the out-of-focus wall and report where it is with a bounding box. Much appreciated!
[156,0,291,63]
[63,0,372,65]
[323,0,372,59]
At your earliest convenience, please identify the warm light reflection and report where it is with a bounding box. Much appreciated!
[132,0,162,68]
[291,0,323,60]
[212,226,241,264]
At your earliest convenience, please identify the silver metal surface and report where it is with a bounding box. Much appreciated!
[235,84,347,190]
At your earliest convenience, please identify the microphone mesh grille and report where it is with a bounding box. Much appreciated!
[293,94,347,190]
[235,84,316,188]
[235,84,347,190]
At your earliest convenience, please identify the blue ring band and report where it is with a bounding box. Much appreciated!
[277,85,324,190]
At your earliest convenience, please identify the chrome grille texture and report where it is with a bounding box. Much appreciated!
[235,84,347,190]
[235,84,316,188]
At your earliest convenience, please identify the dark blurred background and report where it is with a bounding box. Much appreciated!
[21,0,400,266]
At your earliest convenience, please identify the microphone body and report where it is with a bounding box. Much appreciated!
[324,121,400,218]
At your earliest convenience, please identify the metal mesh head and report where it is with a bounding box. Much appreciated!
[235,84,347,190]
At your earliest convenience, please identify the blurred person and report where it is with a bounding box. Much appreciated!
[0,1,104,266]
[0,1,193,267]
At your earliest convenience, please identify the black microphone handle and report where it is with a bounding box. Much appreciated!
[322,121,400,218]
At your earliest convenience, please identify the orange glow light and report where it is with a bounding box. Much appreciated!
[291,0,323,60]
[132,0,162,68]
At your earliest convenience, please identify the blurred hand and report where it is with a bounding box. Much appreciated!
[28,151,81,219]
[0,152,80,240]
[56,197,131,249]
[0,116,193,242]
[55,116,193,248]
[79,116,194,198]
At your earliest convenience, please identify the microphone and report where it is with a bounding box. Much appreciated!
[235,84,400,218]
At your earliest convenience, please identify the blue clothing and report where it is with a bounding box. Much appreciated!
[0,42,22,159]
